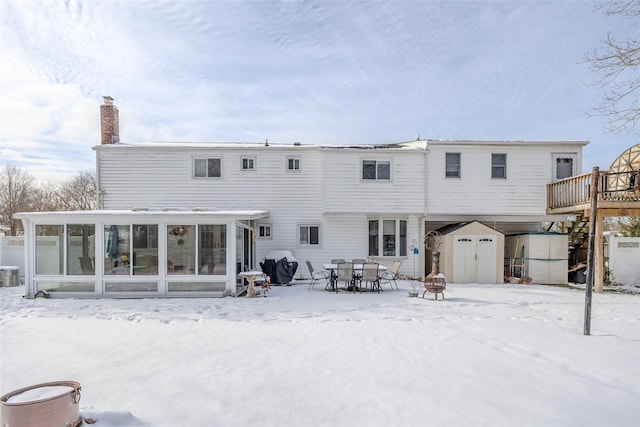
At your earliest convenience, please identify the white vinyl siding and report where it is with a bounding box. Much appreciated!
[323,150,424,214]
[427,143,584,216]
[94,140,585,281]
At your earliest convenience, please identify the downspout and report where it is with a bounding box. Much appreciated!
[421,140,430,279]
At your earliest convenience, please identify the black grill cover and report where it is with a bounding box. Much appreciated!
[260,251,298,284]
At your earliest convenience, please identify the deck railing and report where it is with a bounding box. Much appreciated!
[547,169,640,210]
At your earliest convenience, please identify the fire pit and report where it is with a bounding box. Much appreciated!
[1,381,82,427]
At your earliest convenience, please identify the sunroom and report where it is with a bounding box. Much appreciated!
[16,209,269,298]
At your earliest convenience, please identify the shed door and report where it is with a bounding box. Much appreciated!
[453,235,497,283]
[453,237,476,283]
[476,237,497,283]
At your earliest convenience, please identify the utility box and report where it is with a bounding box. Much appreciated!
[607,236,640,286]
[505,233,568,285]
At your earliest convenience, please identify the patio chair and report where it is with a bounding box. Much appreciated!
[361,262,381,293]
[306,260,330,290]
[352,259,367,286]
[331,259,345,264]
[379,260,401,290]
[336,262,355,293]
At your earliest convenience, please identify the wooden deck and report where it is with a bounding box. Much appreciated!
[547,170,640,216]
[546,168,640,292]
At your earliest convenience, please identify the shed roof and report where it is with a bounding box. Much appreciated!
[436,220,503,235]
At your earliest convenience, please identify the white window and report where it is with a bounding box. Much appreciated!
[555,156,574,180]
[299,224,319,245]
[445,153,460,178]
[491,153,507,179]
[241,156,256,171]
[194,158,221,178]
[258,224,272,239]
[362,160,391,180]
[287,156,301,172]
[368,219,407,257]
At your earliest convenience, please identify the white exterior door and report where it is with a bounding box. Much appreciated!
[453,235,497,283]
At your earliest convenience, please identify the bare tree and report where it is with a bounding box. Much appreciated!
[31,182,64,212]
[585,1,640,134]
[0,164,35,236]
[55,170,97,211]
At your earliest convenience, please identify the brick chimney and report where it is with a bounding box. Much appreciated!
[100,96,119,145]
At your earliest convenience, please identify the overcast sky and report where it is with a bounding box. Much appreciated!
[1,0,637,182]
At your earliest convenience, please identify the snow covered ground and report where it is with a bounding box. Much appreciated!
[1,281,639,427]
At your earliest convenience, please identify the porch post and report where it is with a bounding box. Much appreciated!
[584,167,599,335]
[594,210,605,293]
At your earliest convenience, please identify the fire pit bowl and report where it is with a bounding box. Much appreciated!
[1,381,82,427]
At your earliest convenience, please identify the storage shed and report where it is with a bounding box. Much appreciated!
[435,221,504,284]
[505,232,568,285]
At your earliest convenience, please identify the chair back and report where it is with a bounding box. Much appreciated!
[391,260,402,276]
[351,259,367,266]
[362,263,379,282]
[337,262,353,282]
[331,258,345,264]
[305,260,315,275]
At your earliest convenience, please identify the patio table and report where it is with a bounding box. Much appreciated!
[323,263,387,292]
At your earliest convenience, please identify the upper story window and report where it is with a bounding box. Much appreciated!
[241,156,256,171]
[362,160,391,180]
[445,153,460,178]
[299,224,319,245]
[194,158,221,178]
[287,156,301,172]
[555,157,574,180]
[491,153,507,179]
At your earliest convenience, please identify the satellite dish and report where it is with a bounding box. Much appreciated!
[607,144,640,191]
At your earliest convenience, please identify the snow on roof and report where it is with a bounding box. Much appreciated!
[93,140,427,151]
[93,138,589,152]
